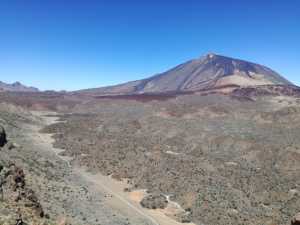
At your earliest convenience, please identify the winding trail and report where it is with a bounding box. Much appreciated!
[78,169,160,225]
[32,111,195,225]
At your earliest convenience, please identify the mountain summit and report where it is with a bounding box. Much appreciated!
[0,81,39,92]
[80,53,292,95]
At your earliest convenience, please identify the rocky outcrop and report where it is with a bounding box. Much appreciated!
[11,165,26,191]
[9,164,44,217]
[174,211,192,223]
[0,163,45,222]
[292,213,300,225]
[140,194,168,209]
[0,126,7,147]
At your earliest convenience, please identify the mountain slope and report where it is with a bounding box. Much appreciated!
[79,53,292,95]
[0,81,39,92]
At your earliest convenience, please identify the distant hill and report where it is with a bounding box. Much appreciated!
[78,53,292,95]
[0,81,39,92]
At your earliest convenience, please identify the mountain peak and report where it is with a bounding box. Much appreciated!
[0,81,39,92]
[12,81,22,86]
[78,54,293,95]
[205,52,218,59]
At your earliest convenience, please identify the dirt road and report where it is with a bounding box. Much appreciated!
[31,111,195,225]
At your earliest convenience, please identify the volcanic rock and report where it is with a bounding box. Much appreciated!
[0,126,7,147]
[140,194,168,209]
[78,53,292,95]
[292,213,300,225]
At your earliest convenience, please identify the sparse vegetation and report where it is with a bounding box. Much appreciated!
[38,90,300,225]
[1,84,300,225]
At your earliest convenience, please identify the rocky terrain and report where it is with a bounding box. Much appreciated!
[0,107,54,225]
[38,87,300,225]
[1,90,300,225]
[0,103,158,225]
[0,54,299,225]
[140,194,168,210]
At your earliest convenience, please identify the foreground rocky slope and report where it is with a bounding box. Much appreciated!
[0,103,151,225]
[0,123,54,224]
[0,161,48,225]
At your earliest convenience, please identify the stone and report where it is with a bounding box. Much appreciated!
[0,126,7,147]
[140,194,168,209]
[291,212,300,225]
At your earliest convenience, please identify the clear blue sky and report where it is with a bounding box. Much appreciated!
[0,0,299,91]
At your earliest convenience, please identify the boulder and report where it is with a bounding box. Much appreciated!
[24,189,45,217]
[175,211,192,223]
[13,167,26,190]
[292,213,300,225]
[57,217,72,225]
[0,126,7,147]
[7,142,19,150]
[140,194,168,209]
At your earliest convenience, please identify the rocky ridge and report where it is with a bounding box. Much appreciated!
[0,81,39,93]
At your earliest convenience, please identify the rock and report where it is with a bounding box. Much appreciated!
[225,162,238,167]
[24,189,45,217]
[289,189,299,198]
[227,208,239,216]
[175,211,192,223]
[12,167,25,190]
[57,217,72,225]
[123,187,131,192]
[7,142,19,150]
[171,208,193,223]
[140,194,168,209]
[0,126,7,147]
[292,213,300,225]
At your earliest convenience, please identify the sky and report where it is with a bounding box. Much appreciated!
[0,0,299,91]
